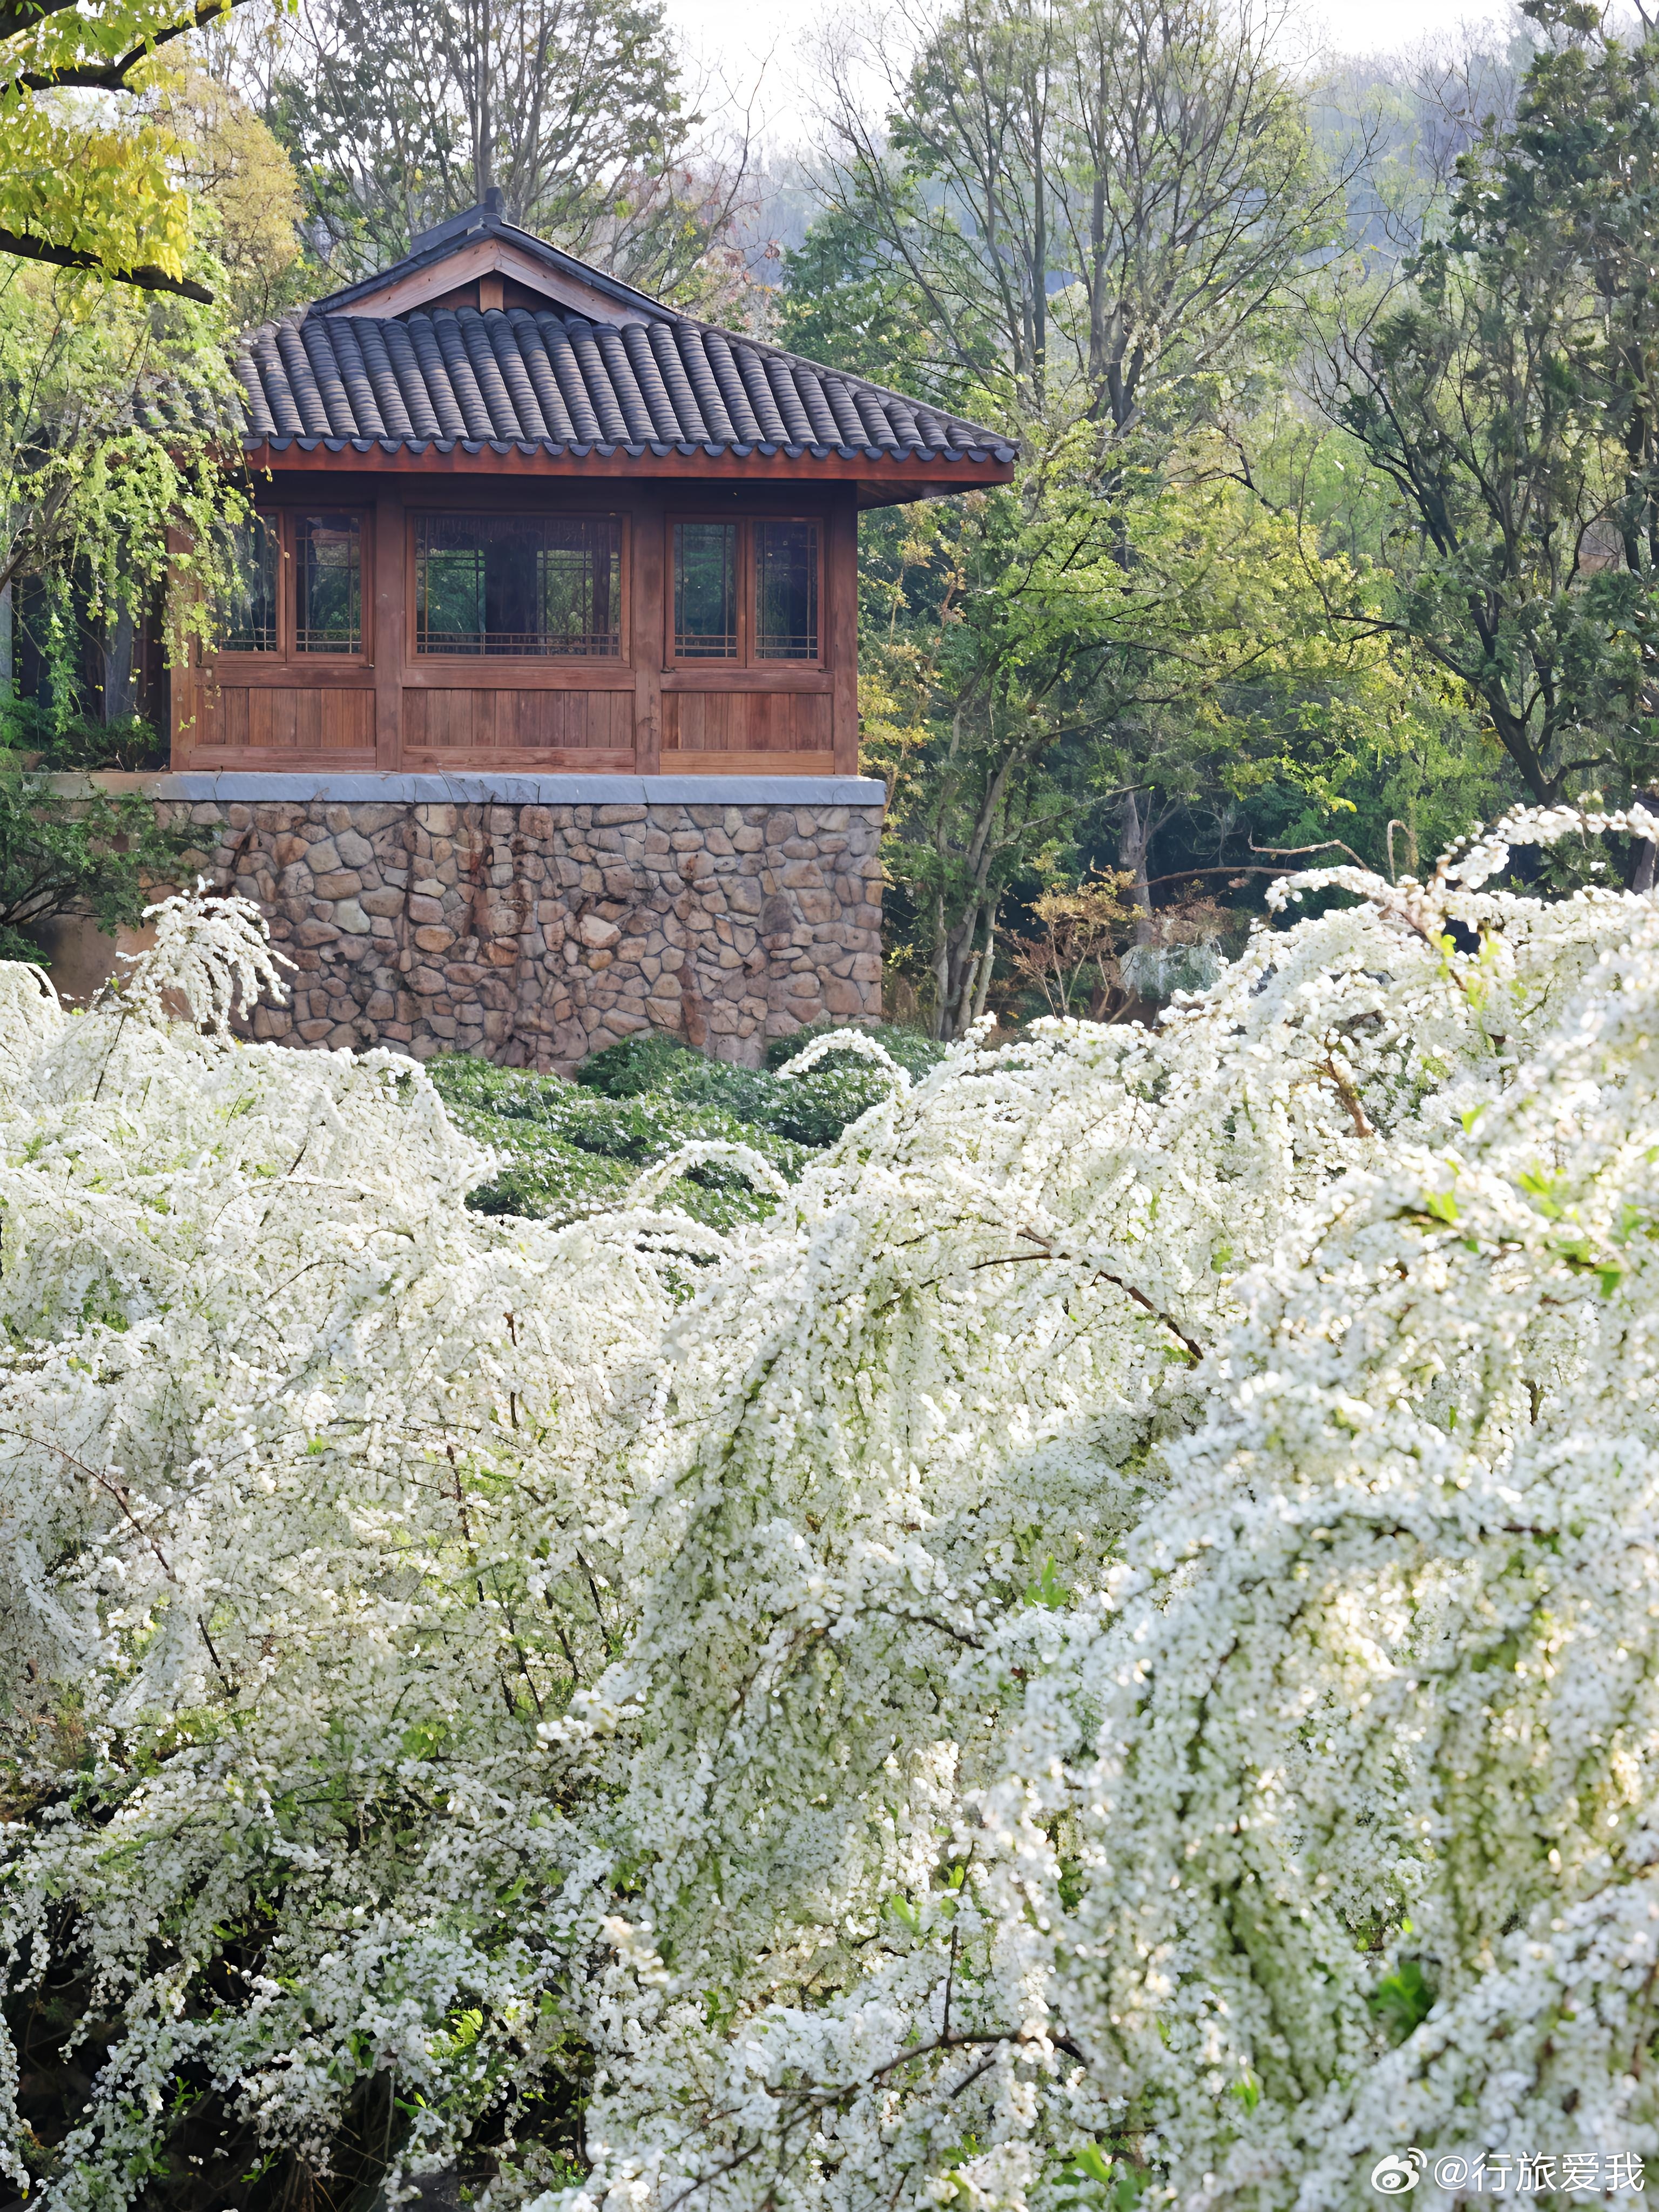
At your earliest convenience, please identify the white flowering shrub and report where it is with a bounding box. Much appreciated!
[4,814,1659,2210]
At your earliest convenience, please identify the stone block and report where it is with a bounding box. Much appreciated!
[160,789,890,1075]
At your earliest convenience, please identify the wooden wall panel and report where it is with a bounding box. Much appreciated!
[663,692,832,754]
[218,689,249,748]
[406,689,633,751]
[205,689,372,751]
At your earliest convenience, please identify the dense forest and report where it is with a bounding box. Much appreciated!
[10,0,1659,1031]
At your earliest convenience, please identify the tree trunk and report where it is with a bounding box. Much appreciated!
[1118,787,1155,943]
[933,896,999,1041]
[1633,786,1659,894]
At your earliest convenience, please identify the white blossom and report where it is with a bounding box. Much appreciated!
[5,826,1659,2210]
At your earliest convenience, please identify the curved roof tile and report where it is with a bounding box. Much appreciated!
[536,315,604,442]
[235,305,1014,468]
[430,312,496,440]
[298,318,359,439]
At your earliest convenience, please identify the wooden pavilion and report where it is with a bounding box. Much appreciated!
[177,193,1016,779]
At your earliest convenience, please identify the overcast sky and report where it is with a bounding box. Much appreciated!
[666,0,1516,147]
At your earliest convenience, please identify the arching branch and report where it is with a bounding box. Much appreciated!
[0,225,213,302]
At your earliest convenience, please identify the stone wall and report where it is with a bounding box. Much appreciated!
[152,773,885,1069]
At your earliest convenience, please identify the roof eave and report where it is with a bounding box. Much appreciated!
[240,436,1018,495]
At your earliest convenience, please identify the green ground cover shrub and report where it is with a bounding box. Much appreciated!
[428,1023,945,1229]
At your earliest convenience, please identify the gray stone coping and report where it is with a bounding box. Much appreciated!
[52,771,886,806]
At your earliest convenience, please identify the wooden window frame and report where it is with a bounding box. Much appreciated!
[666,514,825,670]
[407,509,630,666]
[211,508,373,667]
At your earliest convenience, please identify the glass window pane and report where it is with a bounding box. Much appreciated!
[754,520,818,661]
[673,522,738,658]
[221,515,278,652]
[295,513,362,653]
[415,515,621,656]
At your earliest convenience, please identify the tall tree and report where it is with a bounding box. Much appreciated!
[857,428,1425,1037]
[249,0,753,304]
[788,0,1389,1033]
[815,0,1345,434]
[1318,0,1659,805]
[0,69,295,688]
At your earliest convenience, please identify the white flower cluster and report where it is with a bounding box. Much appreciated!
[3,812,1659,2211]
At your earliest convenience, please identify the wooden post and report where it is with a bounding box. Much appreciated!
[827,492,859,775]
[633,497,663,775]
[373,490,404,770]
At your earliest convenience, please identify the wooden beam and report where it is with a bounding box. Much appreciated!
[240,439,1015,506]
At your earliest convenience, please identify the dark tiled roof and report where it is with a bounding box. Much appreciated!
[234,306,1015,466]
